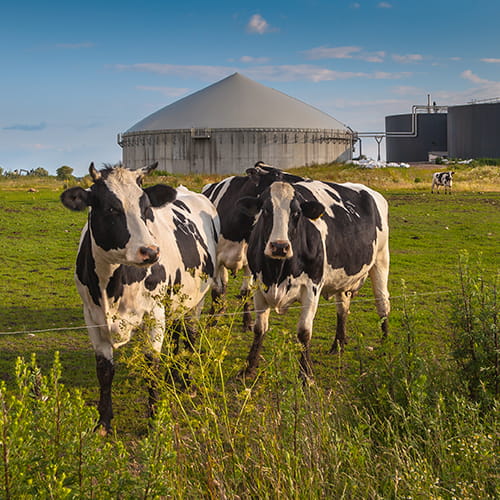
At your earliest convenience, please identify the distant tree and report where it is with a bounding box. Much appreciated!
[32,167,49,177]
[0,167,3,176]
[56,165,74,180]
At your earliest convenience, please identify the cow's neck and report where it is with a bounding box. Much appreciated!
[90,239,121,294]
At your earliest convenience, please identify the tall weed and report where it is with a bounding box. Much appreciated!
[451,253,499,405]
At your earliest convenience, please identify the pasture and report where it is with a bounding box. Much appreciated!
[0,163,498,498]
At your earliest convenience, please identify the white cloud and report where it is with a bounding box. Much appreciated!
[351,2,361,8]
[392,85,424,96]
[246,14,276,34]
[362,51,386,63]
[245,65,367,82]
[428,71,500,105]
[240,55,271,64]
[302,46,385,63]
[302,46,362,60]
[331,98,405,109]
[481,58,500,63]
[114,63,235,81]
[392,54,424,63]
[114,62,411,83]
[378,2,392,8]
[372,71,411,80]
[461,69,490,85]
[136,86,190,97]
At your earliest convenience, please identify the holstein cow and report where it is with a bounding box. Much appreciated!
[202,162,304,330]
[431,171,455,194]
[60,163,219,432]
[237,180,390,382]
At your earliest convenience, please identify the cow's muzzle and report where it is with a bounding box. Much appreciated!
[139,245,160,264]
[267,240,291,259]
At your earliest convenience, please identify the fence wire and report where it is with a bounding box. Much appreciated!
[0,289,451,336]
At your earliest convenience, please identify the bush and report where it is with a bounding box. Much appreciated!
[450,253,499,406]
[0,271,498,498]
[56,166,74,180]
[0,353,132,498]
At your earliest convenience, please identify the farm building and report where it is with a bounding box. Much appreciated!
[385,112,448,163]
[447,100,500,159]
[119,73,354,174]
[385,98,500,162]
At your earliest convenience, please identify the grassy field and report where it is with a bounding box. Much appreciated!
[0,163,498,498]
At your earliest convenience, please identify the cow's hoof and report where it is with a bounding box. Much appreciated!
[300,373,315,387]
[95,422,111,437]
[242,321,254,332]
[328,343,344,355]
[237,367,257,382]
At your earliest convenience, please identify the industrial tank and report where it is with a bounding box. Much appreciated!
[120,73,354,174]
[385,113,447,162]
[448,102,500,159]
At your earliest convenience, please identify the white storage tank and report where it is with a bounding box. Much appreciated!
[119,73,354,174]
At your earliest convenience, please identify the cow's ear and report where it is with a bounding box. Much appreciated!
[301,201,325,220]
[89,162,101,181]
[245,167,261,186]
[237,196,263,217]
[137,162,159,185]
[144,184,177,207]
[60,187,90,211]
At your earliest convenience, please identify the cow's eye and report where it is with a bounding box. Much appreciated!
[108,207,120,215]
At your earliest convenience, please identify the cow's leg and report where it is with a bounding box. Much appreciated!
[369,246,391,339]
[239,265,254,331]
[86,317,115,433]
[95,351,114,433]
[241,289,270,379]
[209,266,227,323]
[297,288,320,383]
[146,305,166,418]
[329,291,351,354]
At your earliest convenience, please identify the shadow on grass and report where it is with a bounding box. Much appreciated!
[0,306,95,388]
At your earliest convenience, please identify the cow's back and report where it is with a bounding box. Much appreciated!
[293,180,389,293]
[148,186,219,308]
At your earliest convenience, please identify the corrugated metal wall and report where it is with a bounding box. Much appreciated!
[385,114,448,162]
[120,128,353,174]
[448,102,500,159]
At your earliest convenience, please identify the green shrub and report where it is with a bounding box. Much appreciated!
[450,253,499,406]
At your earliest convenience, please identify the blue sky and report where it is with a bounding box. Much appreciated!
[2,0,500,176]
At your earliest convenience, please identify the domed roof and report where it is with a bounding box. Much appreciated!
[126,73,348,132]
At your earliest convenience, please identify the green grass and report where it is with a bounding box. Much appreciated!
[0,164,498,497]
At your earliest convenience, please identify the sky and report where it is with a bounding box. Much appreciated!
[2,0,500,177]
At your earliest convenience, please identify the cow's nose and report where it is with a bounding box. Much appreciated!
[269,240,290,258]
[139,245,160,264]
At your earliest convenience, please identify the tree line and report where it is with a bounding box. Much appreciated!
[0,165,74,179]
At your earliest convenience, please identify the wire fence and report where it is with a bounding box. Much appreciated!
[0,289,452,336]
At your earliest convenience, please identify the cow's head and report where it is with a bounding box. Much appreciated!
[238,182,324,260]
[244,161,304,190]
[61,162,176,266]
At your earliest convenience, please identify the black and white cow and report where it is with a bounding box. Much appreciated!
[237,180,390,382]
[431,171,455,194]
[202,162,304,329]
[61,163,219,431]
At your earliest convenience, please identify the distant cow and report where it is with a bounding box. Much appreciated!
[202,162,304,329]
[237,180,390,382]
[61,163,219,432]
[431,171,454,193]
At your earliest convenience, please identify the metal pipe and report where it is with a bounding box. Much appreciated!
[356,103,448,138]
